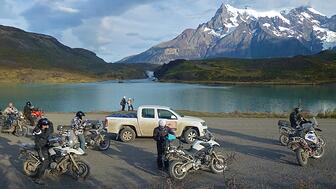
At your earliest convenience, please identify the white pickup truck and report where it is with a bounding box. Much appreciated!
[105,105,208,143]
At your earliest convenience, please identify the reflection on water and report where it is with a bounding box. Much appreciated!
[0,80,335,113]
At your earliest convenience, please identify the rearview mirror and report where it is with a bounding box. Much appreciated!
[171,115,177,119]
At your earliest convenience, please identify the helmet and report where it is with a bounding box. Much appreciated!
[158,119,166,128]
[38,118,50,127]
[76,111,85,119]
[26,101,32,106]
[294,107,302,113]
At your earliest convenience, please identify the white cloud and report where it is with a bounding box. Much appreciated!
[56,5,79,13]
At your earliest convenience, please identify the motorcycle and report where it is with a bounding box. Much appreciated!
[277,120,296,146]
[19,136,90,180]
[57,120,110,151]
[165,132,227,180]
[27,108,44,126]
[1,112,29,136]
[287,117,326,166]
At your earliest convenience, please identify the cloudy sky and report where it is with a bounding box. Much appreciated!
[0,0,335,62]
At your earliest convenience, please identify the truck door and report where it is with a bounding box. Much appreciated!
[157,109,178,132]
[138,108,158,136]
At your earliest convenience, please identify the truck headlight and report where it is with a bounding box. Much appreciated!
[201,122,206,126]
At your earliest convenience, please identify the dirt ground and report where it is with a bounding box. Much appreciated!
[0,113,335,189]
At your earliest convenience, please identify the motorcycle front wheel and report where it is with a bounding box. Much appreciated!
[23,159,39,177]
[169,161,187,180]
[295,148,309,166]
[279,134,289,146]
[15,125,28,137]
[71,159,90,180]
[312,146,325,159]
[210,154,227,174]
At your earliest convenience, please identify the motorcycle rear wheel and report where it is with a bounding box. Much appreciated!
[210,154,227,174]
[98,135,110,151]
[295,148,308,166]
[279,134,289,146]
[169,161,187,180]
[23,159,39,177]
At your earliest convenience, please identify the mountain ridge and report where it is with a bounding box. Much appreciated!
[0,24,157,83]
[118,4,336,64]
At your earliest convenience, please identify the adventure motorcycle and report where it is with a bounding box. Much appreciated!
[1,112,29,136]
[28,108,44,126]
[165,132,227,180]
[57,120,110,151]
[287,117,326,166]
[19,136,90,180]
[277,120,296,146]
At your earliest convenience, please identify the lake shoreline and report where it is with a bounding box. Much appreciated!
[157,79,336,86]
[44,110,336,119]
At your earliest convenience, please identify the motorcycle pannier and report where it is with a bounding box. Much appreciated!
[278,120,290,127]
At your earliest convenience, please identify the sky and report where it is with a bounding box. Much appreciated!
[0,0,335,62]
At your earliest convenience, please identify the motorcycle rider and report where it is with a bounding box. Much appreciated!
[289,107,302,129]
[32,118,53,185]
[24,101,35,126]
[3,102,18,131]
[71,111,86,154]
[289,107,310,139]
[153,119,175,171]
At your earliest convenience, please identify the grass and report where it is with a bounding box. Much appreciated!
[154,50,336,85]
[0,67,98,83]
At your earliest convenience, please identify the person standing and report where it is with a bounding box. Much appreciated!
[120,96,127,111]
[24,101,35,126]
[153,120,174,170]
[32,118,53,185]
[71,111,86,154]
[127,98,134,111]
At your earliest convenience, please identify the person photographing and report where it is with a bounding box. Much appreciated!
[153,120,175,171]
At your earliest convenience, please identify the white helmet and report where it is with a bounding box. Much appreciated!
[158,119,166,128]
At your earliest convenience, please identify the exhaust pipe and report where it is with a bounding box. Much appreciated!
[182,162,193,172]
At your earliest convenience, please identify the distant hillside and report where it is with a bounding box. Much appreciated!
[154,50,336,84]
[0,25,157,83]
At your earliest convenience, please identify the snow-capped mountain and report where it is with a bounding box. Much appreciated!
[118,4,336,64]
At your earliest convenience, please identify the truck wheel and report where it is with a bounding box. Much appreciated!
[119,127,136,142]
[183,128,198,144]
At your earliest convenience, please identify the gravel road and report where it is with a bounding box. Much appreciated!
[0,113,334,189]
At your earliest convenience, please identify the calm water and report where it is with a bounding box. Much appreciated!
[0,80,335,113]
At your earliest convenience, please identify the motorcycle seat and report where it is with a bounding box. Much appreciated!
[200,142,211,148]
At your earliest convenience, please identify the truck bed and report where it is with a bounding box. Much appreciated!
[108,113,137,118]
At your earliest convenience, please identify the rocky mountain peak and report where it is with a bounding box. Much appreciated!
[118,4,336,64]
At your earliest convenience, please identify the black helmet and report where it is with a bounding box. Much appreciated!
[294,107,302,113]
[76,111,85,119]
[26,101,32,106]
[38,118,50,127]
